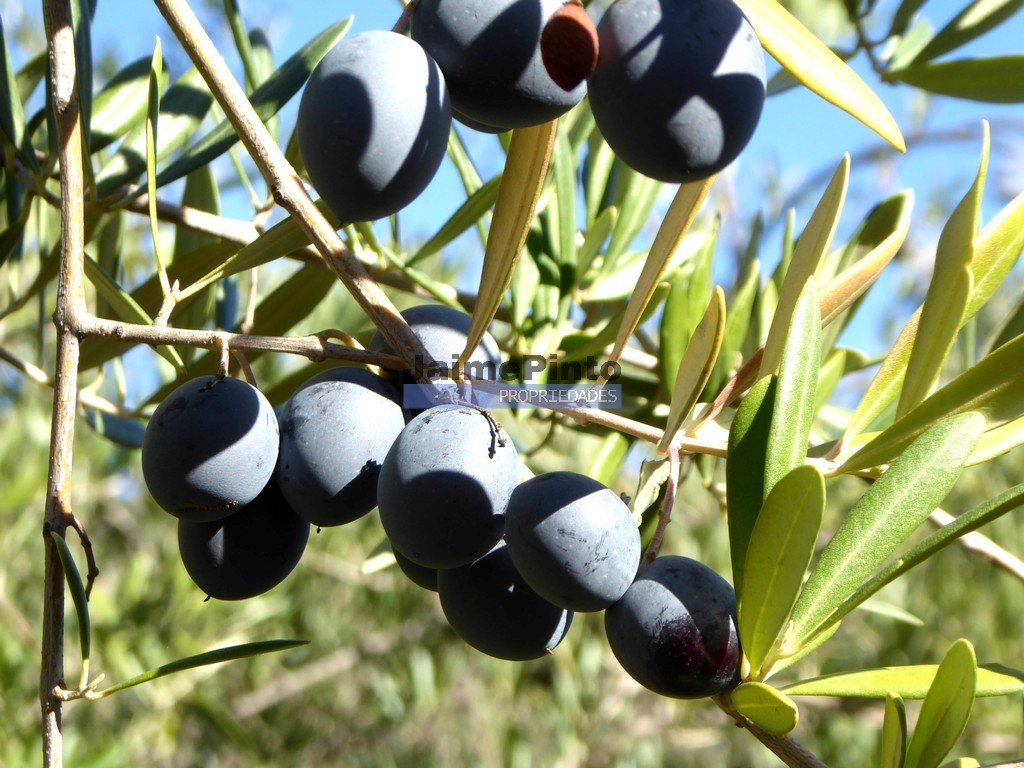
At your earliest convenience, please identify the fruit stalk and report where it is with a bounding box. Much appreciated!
[152,0,437,376]
[40,0,90,764]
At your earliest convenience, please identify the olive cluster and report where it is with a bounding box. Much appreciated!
[141,304,741,698]
[297,0,766,223]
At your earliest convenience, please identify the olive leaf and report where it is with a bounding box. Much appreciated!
[904,639,977,768]
[782,663,1020,699]
[735,0,905,151]
[729,682,799,736]
[881,694,908,768]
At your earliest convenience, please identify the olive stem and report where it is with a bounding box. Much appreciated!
[641,446,681,567]
[714,695,830,768]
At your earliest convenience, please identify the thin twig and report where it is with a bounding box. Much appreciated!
[641,447,681,567]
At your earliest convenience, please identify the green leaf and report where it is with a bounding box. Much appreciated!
[844,334,1024,471]
[890,56,1024,102]
[659,287,725,452]
[761,154,847,377]
[174,165,222,364]
[735,0,905,150]
[889,0,930,36]
[788,412,984,646]
[764,281,820,493]
[409,175,501,266]
[727,375,776,592]
[0,15,28,157]
[599,166,661,275]
[904,640,977,768]
[605,177,714,376]
[809,483,1024,636]
[631,456,670,522]
[659,224,716,393]
[94,640,308,699]
[84,409,146,449]
[709,254,760,395]
[898,125,986,418]
[588,432,631,488]
[968,189,1024,319]
[970,415,1024,465]
[146,38,171,298]
[83,254,185,374]
[49,531,91,689]
[95,66,214,197]
[782,663,1021,699]
[70,0,93,154]
[911,0,1024,63]
[881,694,908,768]
[90,56,164,153]
[460,121,554,374]
[150,18,353,194]
[729,682,799,735]
[887,19,936,71]
[819,190,914,328]
[739,465,824,677]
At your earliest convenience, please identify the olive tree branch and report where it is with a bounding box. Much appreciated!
[150,0,435,376]
[41,0,90,765]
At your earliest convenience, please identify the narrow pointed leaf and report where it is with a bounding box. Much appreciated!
[659,287,725,452]
[968,189,1024,318]
[49,531,90,681]
[890,56,1024,102]
[761,155,847,376]
[146,38,170,296]
[727,375,776,592]
[410,175,501,266]
[970,415,1024,465]
[790,412,984,645]
[783,664,1021,699]
[898,125,987,417]
[660,224,717,392]
[600,166,661,274]
[84,409,146,449]
[904,640,977,768]
[604,177,714,376]
[709,255,760,394]
[819,190,914,327]
[95,640,308,699]
[90,56,164,152]
[913,0,1024,63]
[95,66,214,197]
[459,121,555,374]
[881,694,908,768]
[735,0,905,150]
[764,281,820,493]
[889,0,930,36]
[805,484,1024,641]
[0,15,27,154]
[589,432,631,488]
[739,465,824,676]
[844,334,1024,471]
[631,456,671,522]
[150,18,354,192]
[83,254,185,374]
[730,682,799,736]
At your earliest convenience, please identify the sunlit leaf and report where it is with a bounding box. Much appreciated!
[729,682,799,735]
[789,412,984,646]
[410,175,501,266]
[736,0,905,150]
[898,125,986,418]
[905,639,977,768]
[739,465,824,677]
[84,409,146,449]
[764,281,820,493]
[631,456,670,523]
[459,121,555,374]
[761,155,847,377]
[890,56,1024,102]
[148,18,354,193]
[881,694,907,768]
[844,334,1024,471]
[659,287,725,452]
[912,0,1024,64]
[604,177,713,377]
[782,663,1021,699]
[968,189,1024,318]
[727,375,776,592]
[90,56,164,153]
[588,432,631,488]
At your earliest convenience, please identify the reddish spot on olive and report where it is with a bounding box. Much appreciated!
[540,2,599,92]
